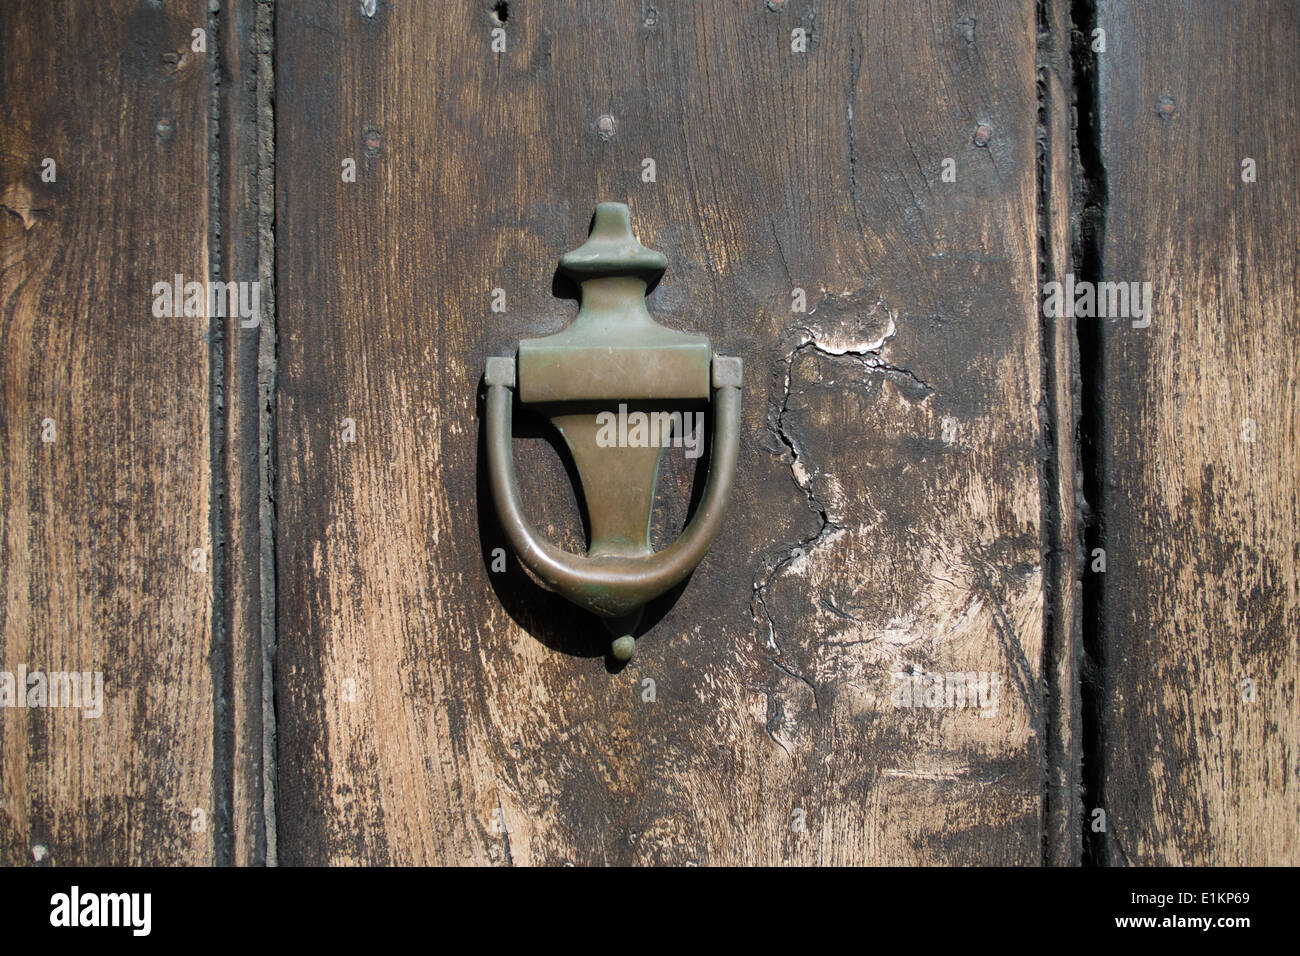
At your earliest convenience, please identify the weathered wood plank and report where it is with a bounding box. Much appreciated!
[1039,0,1083,866]
[218,0,276,866]
[275,0,1049,864]
[0,1,216,864]
[1093,0,1299,864]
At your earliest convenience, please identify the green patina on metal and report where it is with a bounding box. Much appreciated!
[518,203,711,402]
[485,203,742,662]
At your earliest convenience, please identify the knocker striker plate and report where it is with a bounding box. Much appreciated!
[484,202,742,661]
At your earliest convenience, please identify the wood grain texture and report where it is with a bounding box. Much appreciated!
[1039,0,1083,866]
[1093,0,1299,864]
[218,0,276,866]
[275,0,1051,864]
[0,1,216,864]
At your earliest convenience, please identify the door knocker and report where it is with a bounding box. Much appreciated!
[484,203,742,661]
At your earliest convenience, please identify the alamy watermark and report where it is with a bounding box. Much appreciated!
[152,274,260,327]
[0,665,103,718]
[50,886,150,936]
[891,669,1000,717]
[595,403,705,459]
[1042,273,1152,328]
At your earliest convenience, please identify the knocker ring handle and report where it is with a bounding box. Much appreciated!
[482,202,742,661]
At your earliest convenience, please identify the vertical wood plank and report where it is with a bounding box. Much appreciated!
[1039,0,1083,866]
[218,0,276,866]
[0,1,217,863]
[1094,0,1299,864]
[275,0,1049,864]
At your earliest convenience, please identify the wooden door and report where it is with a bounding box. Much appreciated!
[0,0,1294,866]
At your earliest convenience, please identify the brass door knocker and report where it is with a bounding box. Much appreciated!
[484,203,742,660]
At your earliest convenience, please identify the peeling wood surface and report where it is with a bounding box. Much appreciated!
[275,0,1051,864]
[0,0,217,864]
[4,0,1291,869]
[1092,0,1300,864]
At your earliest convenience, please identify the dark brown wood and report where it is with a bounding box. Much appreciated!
[218,0,276,866]
[0,0,217,864]
[274,0,1053,864]
[6,0,1291,870]
[1092,0,1299,864]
